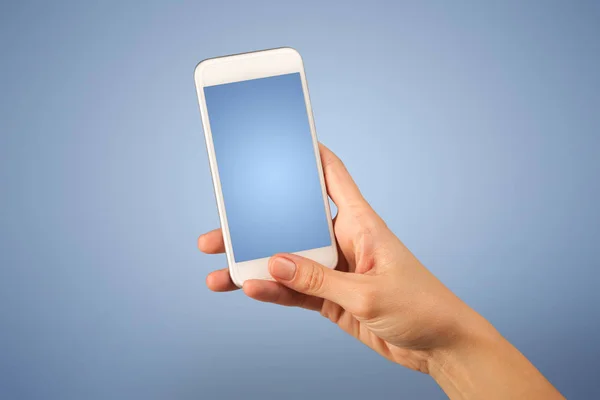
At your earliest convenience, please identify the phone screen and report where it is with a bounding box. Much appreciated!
[204,72,331,263]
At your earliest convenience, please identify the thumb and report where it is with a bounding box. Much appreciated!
[269,253,357,308]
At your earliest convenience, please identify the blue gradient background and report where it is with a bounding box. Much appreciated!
[1,1,599,399]
[205,73,331,262]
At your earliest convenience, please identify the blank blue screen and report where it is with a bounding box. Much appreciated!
[204,73,331,262]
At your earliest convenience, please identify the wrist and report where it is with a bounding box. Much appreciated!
[426,309,564,400]
[426,309,504,398]
[428,310,501,368]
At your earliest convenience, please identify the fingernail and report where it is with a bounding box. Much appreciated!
[270,257,296,281]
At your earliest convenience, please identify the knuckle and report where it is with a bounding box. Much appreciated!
[355,208,384,233]
[353,286,380,320]
[299,263,325,294]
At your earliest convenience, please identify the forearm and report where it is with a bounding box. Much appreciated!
[428,314,564,400]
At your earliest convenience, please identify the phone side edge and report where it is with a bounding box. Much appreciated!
[297,55,339,271]
[193,62,243,288]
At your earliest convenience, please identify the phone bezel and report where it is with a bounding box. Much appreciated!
[194,47,338,287]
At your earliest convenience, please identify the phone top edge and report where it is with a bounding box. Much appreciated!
[194,47,302,83]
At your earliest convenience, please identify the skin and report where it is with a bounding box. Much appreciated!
[198,144,564,399]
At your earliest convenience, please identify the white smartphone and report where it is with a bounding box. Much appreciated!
[194,47,338,287]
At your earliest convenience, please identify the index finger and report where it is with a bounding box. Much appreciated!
[318,143,366,208]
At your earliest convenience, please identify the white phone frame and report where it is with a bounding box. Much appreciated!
[194,47,338,287]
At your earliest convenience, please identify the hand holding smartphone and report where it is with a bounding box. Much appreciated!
[194,48,337,287]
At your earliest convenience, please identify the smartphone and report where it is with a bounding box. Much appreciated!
[193,47,337,287]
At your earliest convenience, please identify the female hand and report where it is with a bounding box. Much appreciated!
[198,144,563,399]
